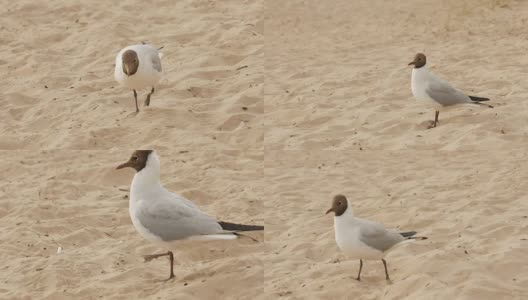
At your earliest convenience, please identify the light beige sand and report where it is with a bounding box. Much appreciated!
[1,0,264,299]
[0,0,263,150]
[2,0,528,299]
[266,0,528,150]
[264,1,528,298]
[265,151,528,299]
[0,150,264,299]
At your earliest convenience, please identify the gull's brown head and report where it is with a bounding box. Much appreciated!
[116,150,153,172]
[408,53,426,68]
[326,194,348,216]
[122,50,139,76]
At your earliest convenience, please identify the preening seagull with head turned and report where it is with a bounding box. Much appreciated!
[114,44,163,113]
[409,53,493,128]
[326,195,427,281]
[116,150,264,280]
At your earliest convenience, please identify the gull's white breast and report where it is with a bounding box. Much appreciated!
[411,67,442,109]
[334,217,384,260]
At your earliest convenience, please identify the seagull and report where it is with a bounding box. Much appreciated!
[409,53,493,128]
[326,195,426,281]
[116,150,264,280]
[114,44,163,113]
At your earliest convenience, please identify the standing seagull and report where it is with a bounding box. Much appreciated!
[114,44,163,113]
[116,150,264,280]
[326,195,426,281]
[409,53,493,128]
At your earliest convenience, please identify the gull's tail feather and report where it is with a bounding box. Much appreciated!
[400,231,428,240]
[218,221,264,232]
[399,231,417,238]
[140,40,164,51]
[469,95,493,108]
[469,95,490,102]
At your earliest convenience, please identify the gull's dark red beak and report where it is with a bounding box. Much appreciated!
[116,160,133,170]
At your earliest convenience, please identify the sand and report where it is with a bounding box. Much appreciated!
[265,151,528,299]
[1,0,528,299]
[0,150,264,299]
[266,0,528,150]
[1,0,263,150]
[1,0,264,299]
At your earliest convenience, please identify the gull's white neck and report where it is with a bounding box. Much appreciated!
[411,64,430,76]
[334,200,356,226]
[130,154,163,198]
[333,200,366,256]
[411,64,435,106]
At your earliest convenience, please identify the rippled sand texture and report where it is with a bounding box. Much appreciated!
[2,0,528,299]
[265,1,528,298]
[265,150,528,299]
[0,0,263,299]
[1,0,262,150]
[0,150,264,299]
[266,0,528,150]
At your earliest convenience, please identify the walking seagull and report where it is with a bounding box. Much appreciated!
[326,195,427,281]
[114,44,163,113]
[116,150,264,280]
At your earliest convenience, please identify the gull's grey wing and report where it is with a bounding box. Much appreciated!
[358,219,405,252]
[425,75,471,106]
[168,190,200,210]
[135,198,223,241]
[149,51,162,72]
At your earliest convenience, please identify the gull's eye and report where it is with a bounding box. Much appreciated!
[338,201,342,205]
[132,156,138,161]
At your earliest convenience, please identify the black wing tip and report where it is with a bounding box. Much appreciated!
[469,95,490,102]
[400,231,417,238]
[219,221,264,232]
